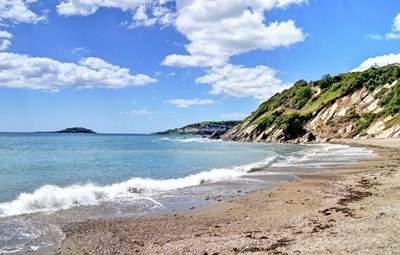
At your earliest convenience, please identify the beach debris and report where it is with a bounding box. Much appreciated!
[233,237,293,253]
[311,223,332,233]
[357,177,380,189]
[320,206,355,217]
[338,188,373,206]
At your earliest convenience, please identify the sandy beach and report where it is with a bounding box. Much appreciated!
[51,139,400,255]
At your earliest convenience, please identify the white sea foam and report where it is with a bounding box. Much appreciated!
[159,137,222,143]
[0,144,374,218]
[0,246,23,254]
[272,144,375,168]
[0,157,276,217]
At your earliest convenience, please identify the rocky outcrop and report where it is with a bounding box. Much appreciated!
[223,65,400,143]
[155,121,240,138]
[209,131,221,140]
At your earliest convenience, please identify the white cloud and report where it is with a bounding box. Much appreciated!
[123,109,154,116]
[219,112,248,120]
[368,12,400,40]
[0,30,12,39]
[352,53,400,72]
[162,0,306,67]
[0,52,157,91]
[0,30,12,51]
[394,12,400,32]
[131,4,175,27]
[57,0,174,27]
[0,39,11,51]
[71,47,90,55]
[0,1,45,51]
[56,0,306,68]
[196,64,288,100]
[165,98,214,108]
[54,0,306,100]
[0,0,45,24]
[57,0,145,16]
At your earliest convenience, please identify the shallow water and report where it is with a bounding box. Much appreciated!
[0,133,374,254]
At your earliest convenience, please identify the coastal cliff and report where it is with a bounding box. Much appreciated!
[156,121,240,137]
[224,65,400,143]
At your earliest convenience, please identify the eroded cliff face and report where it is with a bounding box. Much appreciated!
[223,65,400,143]
[307,83,400,139]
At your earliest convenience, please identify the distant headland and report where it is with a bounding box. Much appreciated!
[37,127,96,134]
[154,121,240,139]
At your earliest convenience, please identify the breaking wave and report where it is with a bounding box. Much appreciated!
[0,157,276,217]
[159,137,223,143]
[0,144,374,218]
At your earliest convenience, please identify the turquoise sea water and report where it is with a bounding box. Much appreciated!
[0,133,374,254]
[0,133,288,205]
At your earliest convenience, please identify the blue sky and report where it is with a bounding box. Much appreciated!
[0,0,399,133]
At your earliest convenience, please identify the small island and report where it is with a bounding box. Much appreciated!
[56,127,96,134]
[37,127,96,134]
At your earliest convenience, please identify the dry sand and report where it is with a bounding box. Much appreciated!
[51,139,400,254]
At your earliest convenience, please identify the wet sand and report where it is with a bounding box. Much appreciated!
[51,139,400,254]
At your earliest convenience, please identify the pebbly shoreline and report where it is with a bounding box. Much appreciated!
[44,139,400,254]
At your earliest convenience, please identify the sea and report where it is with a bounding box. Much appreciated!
[0,133,375,254]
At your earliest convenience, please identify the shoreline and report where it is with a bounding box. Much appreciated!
[46,138,400,254]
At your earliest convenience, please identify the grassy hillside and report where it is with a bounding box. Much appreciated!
[230,65,400,141]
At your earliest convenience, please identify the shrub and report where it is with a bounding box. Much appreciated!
[294,86,313,109]
[354,113,377,134]
[345,107,360,120]
[316,74,333,89]
[256,113,277,131]
[278,113,310,140]
[359,65,400,92]
[379,82,400,116]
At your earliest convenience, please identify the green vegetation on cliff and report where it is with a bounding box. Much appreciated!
[155,121,240,136]
[240,65,400,141]
[379,81,400,116]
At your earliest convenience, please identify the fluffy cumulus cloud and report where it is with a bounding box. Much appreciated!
[57,0,175,27]
[367,12,400,40]
[0,0,45,24]
[56,0,306,67]
[0,0,45,51]
[196,64,288,100]
[54,0,307,100]
[162,0,306,67]
[131,3,176,27]
[352,53,400,72]
[0,53,156,91]
[0,30,12,51]
[57,0,146,16]
[165,98,214,108]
